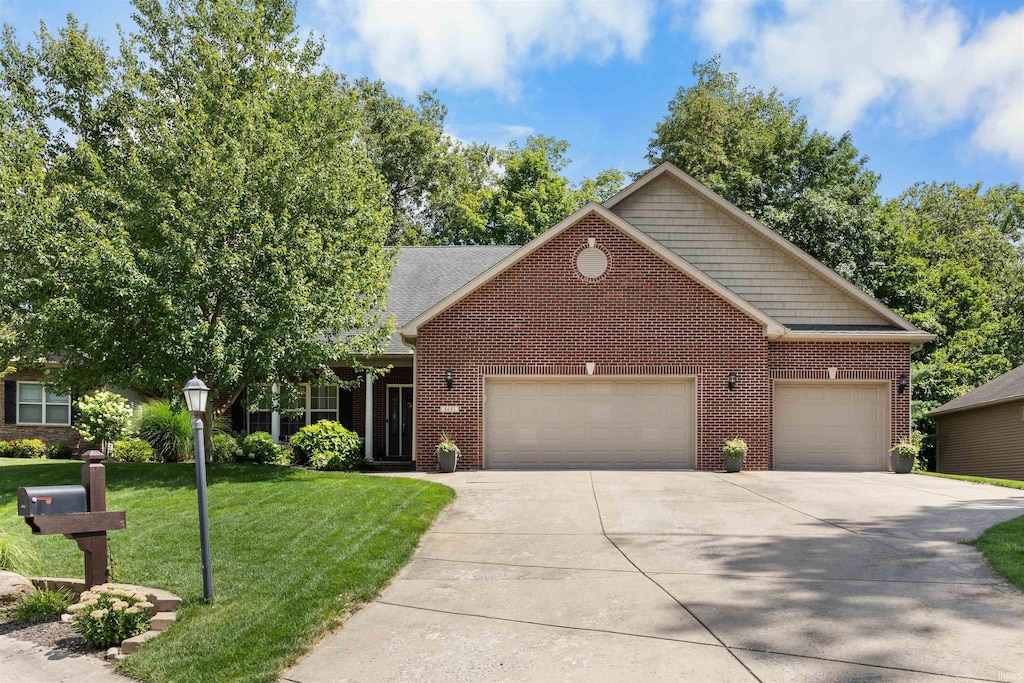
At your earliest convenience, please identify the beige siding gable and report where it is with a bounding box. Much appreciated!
[611,174,888,326]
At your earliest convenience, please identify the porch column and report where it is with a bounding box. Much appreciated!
[270,383,281,444]
[364,372,374,461]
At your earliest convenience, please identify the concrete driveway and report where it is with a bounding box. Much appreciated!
[285,471,1024,682]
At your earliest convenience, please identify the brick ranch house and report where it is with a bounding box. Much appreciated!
[2,163,933,471]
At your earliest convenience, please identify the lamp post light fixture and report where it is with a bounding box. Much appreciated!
[183,371,214,602]
[445,367,454,390]
[897,373,910,395]
[727,371,738,391]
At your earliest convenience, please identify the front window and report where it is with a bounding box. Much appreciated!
[18,382,71,425]
[247,384,337,442]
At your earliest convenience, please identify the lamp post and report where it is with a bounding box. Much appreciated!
[183,371,213,602]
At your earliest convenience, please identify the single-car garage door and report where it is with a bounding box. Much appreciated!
[774,382,889,471]
[485,378,696,469]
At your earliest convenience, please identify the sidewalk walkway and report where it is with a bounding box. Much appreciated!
[0,634,129,682]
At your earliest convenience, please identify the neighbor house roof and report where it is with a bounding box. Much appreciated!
[379,245,519,354]
[929,364,1024,417]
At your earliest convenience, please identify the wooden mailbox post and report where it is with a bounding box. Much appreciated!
[21,450,127,588]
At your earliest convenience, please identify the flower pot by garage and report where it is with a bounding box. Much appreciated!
[438,450,458,473]
[724,456,743,473]
[891,452,913,474]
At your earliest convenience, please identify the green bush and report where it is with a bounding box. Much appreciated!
[0,531,40,575]
[722,437,748,460]
[68,584,153,647]
[10,588,75,624]
[112,437,154,463]
[239,432,282,464]
[75,391,133,454]
[8,439,47,459]
[211,433,242,463]
[46,443,76,460]
[135,400,193,462]
[0,441,11,458]
[290,421,363,471]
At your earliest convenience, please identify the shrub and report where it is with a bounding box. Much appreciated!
[0,531,40,575]
[112,437,154,463]
[891,434,923,468]
[239,432,283,465]
[435,431,460,458]
[290,421,363,471]
[68,584,153,647]
[75,391,133,454]
[46,443,76,460]
[135,400,193,462]
[11,588,75,623]
[722,438,748,460]
[8,439,47,459]
[0,441,11,458]
[211,433,243,463]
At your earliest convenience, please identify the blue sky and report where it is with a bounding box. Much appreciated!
[2,0,1021,198]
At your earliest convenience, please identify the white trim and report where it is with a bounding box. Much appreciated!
[384,384,414,459]
[774,331,936,343]
[364,372,374,461]
[246,383,339,443]
[603,163,921,332]
[400,203,786,339]
[481,374,699,470]
[15,381,71,427]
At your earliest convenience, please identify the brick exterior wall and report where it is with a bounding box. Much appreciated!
[1,371,83,449]
[413,213,914,472]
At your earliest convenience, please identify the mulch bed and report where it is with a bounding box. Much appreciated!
[0,615,103,657]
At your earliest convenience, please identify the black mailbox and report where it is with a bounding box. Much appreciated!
[17,485,88,517]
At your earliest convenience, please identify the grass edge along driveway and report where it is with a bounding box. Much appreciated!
[915,470,1024,591]
[0,459,454,682]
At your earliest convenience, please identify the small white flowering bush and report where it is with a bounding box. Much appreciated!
[722,437,748,460]
[67,584,153,647]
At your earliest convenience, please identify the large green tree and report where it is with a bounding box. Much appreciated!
[0,0,393,450]
[646,57,882,286]
[875,182,1024,419]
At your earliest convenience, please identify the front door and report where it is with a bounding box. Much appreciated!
[386,385,414,459]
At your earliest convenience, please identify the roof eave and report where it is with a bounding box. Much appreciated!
[928,394,1024,418]
[776,331,937,344]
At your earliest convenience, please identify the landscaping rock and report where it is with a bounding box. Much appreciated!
[0,572,34,604]
[106,646,119,660]
[60,613,73,623]
[120,629,159,654]
[149,611,176,631]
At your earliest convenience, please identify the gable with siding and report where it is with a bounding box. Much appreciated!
[609,174,889,326]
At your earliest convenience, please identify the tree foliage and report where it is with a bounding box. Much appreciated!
[0,0,393,446]
[646,57,882,286]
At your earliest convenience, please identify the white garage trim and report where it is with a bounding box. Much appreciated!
[483,375,698,470]
[772,380,891,471]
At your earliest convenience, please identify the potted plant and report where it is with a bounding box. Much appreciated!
[722,437,747,473]
[890,436,919,474]
[436,432,460,473]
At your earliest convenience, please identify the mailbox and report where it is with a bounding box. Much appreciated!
[17,485,88,517]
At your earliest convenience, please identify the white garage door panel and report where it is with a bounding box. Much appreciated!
[774,382,888,471]
[485,378,696,469]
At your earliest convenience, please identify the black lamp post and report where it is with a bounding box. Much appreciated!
[183,371,213,602]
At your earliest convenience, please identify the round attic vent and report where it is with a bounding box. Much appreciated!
[576,246,608,279]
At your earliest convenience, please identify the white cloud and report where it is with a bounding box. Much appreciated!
[680,0,1024,162]
[313,0,654,97]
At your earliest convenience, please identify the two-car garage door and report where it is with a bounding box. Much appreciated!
[484,378,696,469]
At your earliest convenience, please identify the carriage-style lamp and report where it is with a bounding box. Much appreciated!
[445,368,454,390]
[183,371,210,415]
[897,373,909,395]
[728,371,738,391]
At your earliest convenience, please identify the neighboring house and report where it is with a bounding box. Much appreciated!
[2,163,934,471]
[929,364,1024,480]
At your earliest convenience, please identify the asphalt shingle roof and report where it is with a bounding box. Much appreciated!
[929,363,1024,416]
[380,245,520,354]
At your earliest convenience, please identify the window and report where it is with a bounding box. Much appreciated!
[247,384,338,442]
[18,382,71,425]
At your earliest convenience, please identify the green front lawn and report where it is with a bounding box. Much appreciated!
[913,471,1024,591]
[0,458,454,682]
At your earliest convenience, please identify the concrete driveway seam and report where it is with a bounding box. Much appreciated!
[587,472,767,683]
[413,555,638,573]
[375,600,730,650]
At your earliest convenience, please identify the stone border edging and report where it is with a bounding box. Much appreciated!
[31,577,182,658]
